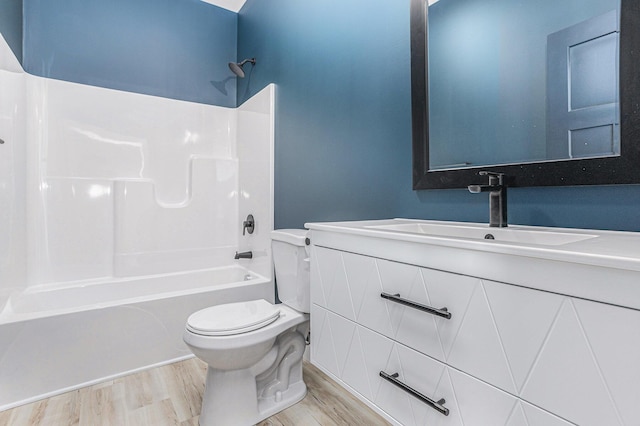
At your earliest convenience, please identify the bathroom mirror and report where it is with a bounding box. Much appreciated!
[411,0,640,189]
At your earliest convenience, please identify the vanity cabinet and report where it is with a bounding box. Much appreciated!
[309,244,640,426]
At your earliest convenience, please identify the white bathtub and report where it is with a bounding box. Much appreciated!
[0,266,273,411]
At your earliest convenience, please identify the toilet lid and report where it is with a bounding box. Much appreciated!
[186,299,281,336]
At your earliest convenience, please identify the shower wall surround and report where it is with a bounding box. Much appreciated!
[0,0,278,409]
[0,35,27,309]
[25,76,241,283]
[0,32,276,307]
[0,29,277,407]
[0,0,281,296]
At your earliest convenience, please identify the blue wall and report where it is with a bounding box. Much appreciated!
[238,0,640,232]
[8,0,640,232]
[0,0,23,64]
[238,0,413,229]
[23,0,238,107]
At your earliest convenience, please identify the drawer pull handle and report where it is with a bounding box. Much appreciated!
[379,371,449,416]
[381,292,452,319]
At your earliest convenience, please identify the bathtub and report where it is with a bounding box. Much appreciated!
[0,266,273,411]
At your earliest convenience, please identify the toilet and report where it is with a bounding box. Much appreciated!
[183,229,310,425]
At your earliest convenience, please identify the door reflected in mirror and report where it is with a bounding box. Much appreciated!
[411,0,640,190]
[428,0,620,170]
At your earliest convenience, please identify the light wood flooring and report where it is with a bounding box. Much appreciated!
[0,359,390,426]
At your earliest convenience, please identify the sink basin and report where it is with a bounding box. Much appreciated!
[366,222,598,246]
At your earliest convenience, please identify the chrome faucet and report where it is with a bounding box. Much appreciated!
[468,171,508,227]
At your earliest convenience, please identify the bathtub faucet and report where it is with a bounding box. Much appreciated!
[234,251,253,260]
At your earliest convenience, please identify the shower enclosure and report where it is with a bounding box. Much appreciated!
[0,37,275,410]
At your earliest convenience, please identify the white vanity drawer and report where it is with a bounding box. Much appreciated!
[443,277,640,426]
[311,305,572,426]
[311,246,640,425]
[310,246,478,363]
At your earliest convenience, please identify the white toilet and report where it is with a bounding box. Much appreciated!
[183,229,310,426]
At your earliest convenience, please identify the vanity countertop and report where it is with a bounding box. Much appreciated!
[305,218,640,273]
[305,219,640,310]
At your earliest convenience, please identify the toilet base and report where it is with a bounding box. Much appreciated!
[258,380,307,420]
[199,368,307,426]
[198,328,308,426]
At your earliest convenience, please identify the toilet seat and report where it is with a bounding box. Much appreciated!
[186,299,281,336]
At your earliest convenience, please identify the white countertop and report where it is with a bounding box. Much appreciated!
[305,218,640,273]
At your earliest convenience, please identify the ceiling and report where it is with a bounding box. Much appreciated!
[204,0,439,14]
[201,0,246,13]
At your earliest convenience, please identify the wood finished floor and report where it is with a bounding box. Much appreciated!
[0,359,390,426]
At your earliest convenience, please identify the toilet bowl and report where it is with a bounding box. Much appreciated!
[183,229,310,426]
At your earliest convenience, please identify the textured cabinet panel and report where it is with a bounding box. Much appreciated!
[422,268,477,362]
[312,247,478,363]
[376,343,428,426]
[520,299,621,426]
[393,343,456,426]
[311,246,355,320]
[451,277,640,425]
[445,278,517,394]
[377,258,449,361]
[518,297,640,426]
[573,299,640,425]
[520,401,574,426]
[310,304,339,377]
[342,251,395,338]
[504,400,574,426]
[311,246,640,425]
[482,280,564,393]
[444,277,570,396]
[447,367,518,426]
[311,306,525,426]
[309,245,327,308]
[341,323,393,402]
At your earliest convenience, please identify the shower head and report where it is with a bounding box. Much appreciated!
[228,58,256,78]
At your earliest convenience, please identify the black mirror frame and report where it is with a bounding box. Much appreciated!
[411,0,640,189]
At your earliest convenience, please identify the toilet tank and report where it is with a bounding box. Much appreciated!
[271,229,310,313]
